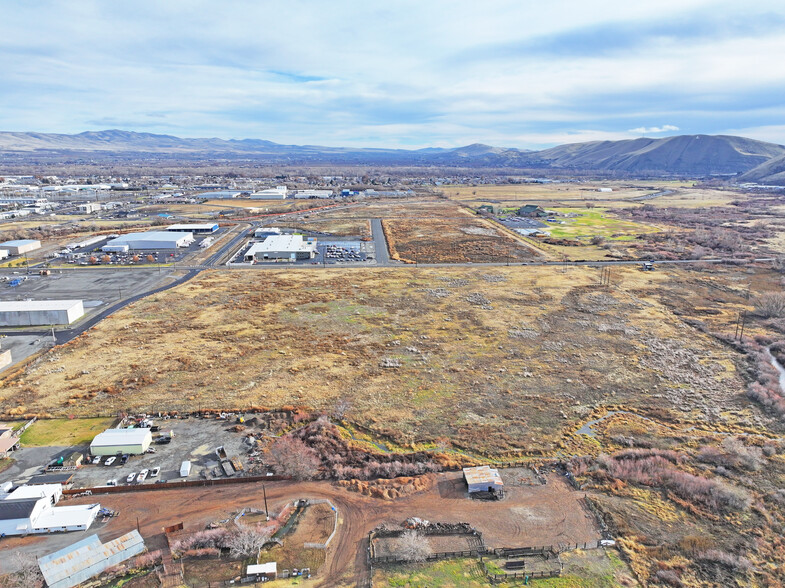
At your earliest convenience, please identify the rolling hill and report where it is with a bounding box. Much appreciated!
[0,130,782,176]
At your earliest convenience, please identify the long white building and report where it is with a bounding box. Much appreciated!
[102,231,193,250]
[0,300,85,326]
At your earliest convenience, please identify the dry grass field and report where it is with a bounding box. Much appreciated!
[0,265,761,458]
[449,183,742,209]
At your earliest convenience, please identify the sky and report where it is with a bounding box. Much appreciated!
[2,0,785,149]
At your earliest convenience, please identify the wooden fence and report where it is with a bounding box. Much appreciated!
[488,569,561,583]
[63,474,290,496]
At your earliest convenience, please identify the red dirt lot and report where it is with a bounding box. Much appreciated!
[5,473,598,587]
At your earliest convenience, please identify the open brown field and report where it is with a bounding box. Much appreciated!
[275,217,371,237]
[449,183,744,209]
[383,217,540,263]
[1,264,766,457]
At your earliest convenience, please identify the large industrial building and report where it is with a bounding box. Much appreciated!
[166,223,218,233]
[38,531,145,588]
[0,484,100,536]
[244,235,316,262]
[89,428,152,456]
[0,300,85,326]
[77,202,101,214]
[102,231,193,251]
[250,186,288,199]
[0,239,41,255]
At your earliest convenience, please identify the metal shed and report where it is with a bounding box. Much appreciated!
[90,428,152,456]
[463,465,504,496]
[38,530,145,588]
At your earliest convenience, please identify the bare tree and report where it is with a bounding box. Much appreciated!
[754,292,785,318]
[396,530,431,563]
[331,396,353,421]
[5,553,44,588]
[228,525,271,559]
[267,436,320,480]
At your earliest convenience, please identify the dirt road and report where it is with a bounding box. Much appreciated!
[5,472,598,586]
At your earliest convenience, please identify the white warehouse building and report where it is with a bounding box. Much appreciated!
[244,235,316,262]
[0,300,85,326]
[90,428,152,456]
[166,223,218,234]
[0,239,41,255]
[250,186,288,199]
[102,231,193,251]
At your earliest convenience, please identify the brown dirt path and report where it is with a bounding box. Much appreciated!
[6,473,598,587]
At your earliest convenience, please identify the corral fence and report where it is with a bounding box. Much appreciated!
[302,498,339,549]
[368,526,485,565]
[62,474,290,496]
[13,417,36,437]
[487,569,561,583]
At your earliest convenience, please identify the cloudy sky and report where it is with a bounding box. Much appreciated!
[2,0,785,149]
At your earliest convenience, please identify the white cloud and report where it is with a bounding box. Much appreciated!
[628,125,680,134]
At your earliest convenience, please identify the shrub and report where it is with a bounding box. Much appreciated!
[697,550,752,572]
[754,292,785,318]
[654,569,682,587]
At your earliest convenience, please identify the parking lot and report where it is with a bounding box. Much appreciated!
[1,417,265,490]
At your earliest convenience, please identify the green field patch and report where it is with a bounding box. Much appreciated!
[20,417,116,447]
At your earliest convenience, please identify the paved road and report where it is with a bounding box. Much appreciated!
[370,218,392,266]
[0,269,199,341]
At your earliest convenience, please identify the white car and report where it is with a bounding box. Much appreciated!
[126,472,136,483]
[137,469,149,483]
[93,456,102,465]
[105,456,116,466]
[107,479,117,486]
[151,467,160,477]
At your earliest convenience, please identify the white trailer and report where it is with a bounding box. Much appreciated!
[180,461,191,477]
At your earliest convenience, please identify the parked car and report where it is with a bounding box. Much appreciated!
[93,456,102,465]
[121,454,130,464]
[106,479,117,486]
[145,447,156,454]
[126,472,136,483]
[104,456,116,466]
[137,469,149,483]
[151,467,160,477]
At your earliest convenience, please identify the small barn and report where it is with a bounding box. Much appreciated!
[463,466,504,498]
[90,428,152,456]
[247,562,277,581]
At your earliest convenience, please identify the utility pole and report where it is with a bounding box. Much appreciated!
[739,311,747,340]
[263,485,270,521]
[734,311,741,340]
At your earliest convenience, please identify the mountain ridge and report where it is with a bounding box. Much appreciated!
[0,130,783,177]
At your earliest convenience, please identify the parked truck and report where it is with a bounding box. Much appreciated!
[180,461,191,477]
[215,446,227,460]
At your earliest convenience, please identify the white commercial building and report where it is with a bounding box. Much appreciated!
[166,223,218,233]
[77,202,101,214]
[0,249,7,260]
[244,235,316,262]
[90,428,152,456]
[294,189,332,199]
[0,484,99,536]
[250,186,288,199]
[0,300,85,326]
[102,231,193,250]
[0,239,41,255]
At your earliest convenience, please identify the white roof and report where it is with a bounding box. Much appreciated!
[0,300,83,312]
[0,239,40,247]
[166,224,217,231]
[247,562,277,575]
[6,484,61,501]
[106,231,192,245]
[91,428,152,447]
[34,504,100,530]
[258,234,311,252]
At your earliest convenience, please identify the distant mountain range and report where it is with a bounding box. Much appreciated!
[1,129,784,181]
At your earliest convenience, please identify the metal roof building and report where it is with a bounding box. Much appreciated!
[38,531,145,588]
[244,234,316,262]
[166,223,219,233]
[0,300,85,326]
[463,465,504,496]
[90,428,152,456]
[102,231,193,250]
